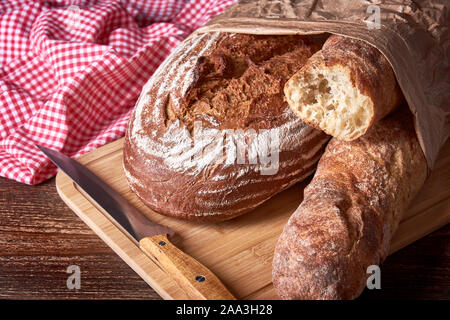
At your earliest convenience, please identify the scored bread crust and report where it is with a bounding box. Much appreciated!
[272,107,427,299]
[284,35,403,141]
[124,33,329,222]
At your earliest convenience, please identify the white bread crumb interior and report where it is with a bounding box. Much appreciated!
[285,64,373,141]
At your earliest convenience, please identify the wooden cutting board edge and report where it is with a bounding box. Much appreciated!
[55,137,450,300]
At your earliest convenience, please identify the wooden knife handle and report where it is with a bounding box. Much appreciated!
[139,234,236,300]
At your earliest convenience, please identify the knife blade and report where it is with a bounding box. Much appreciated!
[36,144,235,300]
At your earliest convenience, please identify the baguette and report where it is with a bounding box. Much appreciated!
[284,35,403,141]
[272,107,427,299]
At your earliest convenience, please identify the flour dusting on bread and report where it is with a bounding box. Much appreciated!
[124,33,329,221]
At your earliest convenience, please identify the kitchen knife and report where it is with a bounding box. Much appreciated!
[36,144,235,300]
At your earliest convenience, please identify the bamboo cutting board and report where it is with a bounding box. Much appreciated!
[55,137,450,299]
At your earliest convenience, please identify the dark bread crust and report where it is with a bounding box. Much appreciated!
[169,34,319,130]
[124,33,329,222]
[272,108,427,299]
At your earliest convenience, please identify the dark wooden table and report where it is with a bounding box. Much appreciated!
[0,176,448,300]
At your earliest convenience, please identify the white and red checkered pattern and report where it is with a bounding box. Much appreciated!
[0,0,236,184]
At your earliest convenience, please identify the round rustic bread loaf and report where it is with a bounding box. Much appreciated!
[123,32,329,221]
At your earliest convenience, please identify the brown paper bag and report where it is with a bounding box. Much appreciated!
[192,0,450,169]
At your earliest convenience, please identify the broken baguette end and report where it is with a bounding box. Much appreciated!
[284,63,374,141]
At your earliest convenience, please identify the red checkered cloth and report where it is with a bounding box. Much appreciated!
[0,0,235,184]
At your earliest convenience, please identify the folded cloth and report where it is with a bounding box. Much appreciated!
[0,0,235,184]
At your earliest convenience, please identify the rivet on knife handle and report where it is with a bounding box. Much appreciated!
[140,234,236,300]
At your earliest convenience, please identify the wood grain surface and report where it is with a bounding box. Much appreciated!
[0,145,448,299]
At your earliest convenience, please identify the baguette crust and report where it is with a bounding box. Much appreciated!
[124,33,329,222]
[285,35,403,141]
[272,108,427,299]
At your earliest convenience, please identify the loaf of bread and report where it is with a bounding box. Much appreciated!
[124,33,329,221]
[272,108,427,299]
[284,35,403,141]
